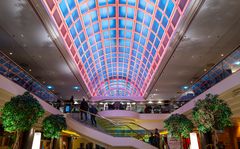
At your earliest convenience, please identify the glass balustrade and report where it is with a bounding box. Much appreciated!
[0,51,57,101]
[176,47,240,102]
[69,108,152,143]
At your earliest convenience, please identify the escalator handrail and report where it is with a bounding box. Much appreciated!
[74,108,151,134]
[70,108,148,140]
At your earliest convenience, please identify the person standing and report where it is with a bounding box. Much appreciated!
[154,128,160,148]
[69,95,74,112]
[89,104,98,126]
[80,98,89,121]
[149,132,155,146]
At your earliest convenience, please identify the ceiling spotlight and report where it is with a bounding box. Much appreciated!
[221,54,224,57]
[73,86,80,90]
[132,102,136,105]
[158,101,162,104]
[29,69,32,72]
[204,68,207,72]
[9,52,13,55]
[99,102,104,105]
[183,86,188,90]
[47,85,53,89]
[148,101,153,104]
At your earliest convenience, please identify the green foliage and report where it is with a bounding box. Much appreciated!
[42,114,67,139]
[0,92,44,132]
[192,94,232,133]
[164,114,194,139]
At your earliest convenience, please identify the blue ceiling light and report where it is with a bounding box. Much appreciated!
[73,86,80,90]
[47,85,54,90]
[182,86,189,90]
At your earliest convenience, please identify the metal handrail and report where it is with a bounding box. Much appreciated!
[177,45,240,100]
[0,51,58,101]
[183,45,240,93]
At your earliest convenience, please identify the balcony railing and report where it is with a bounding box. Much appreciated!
[176,46,240,102]
[0,51,57,101]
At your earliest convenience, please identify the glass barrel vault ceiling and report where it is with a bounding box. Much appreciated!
[42,0,190,98]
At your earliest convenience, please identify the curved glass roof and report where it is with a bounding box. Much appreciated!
[42,0,190,98]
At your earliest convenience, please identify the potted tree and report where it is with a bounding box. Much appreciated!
[192,94,232,148]
[0,92,44,149]
[164,114,194,148]
[164,114,194,138]
[42,114,67,149]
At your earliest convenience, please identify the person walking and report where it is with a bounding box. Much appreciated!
[89,104,98,126]
[80,98,89,121]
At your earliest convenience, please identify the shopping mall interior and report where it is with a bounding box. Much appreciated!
[0,0,240,149]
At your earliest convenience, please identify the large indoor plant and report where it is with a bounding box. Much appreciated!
[42,114,67,149]
[164,113,194,148]
[0,92,44,149]
[192,94,232,148]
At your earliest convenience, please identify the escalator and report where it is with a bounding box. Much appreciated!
[69,110,157,149]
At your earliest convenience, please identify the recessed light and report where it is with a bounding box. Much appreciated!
[204,68,207,72]
[29,69,32,72]
[9,52,13,55]
[148,101,153,104]
[47,85,53,89]
[221,54,224,57]
[183,86,188,90]
[73,86,80,90]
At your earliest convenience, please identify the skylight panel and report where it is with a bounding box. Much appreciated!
[42,0,191,98]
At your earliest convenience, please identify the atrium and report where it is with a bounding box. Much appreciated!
[0,0,240,149]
